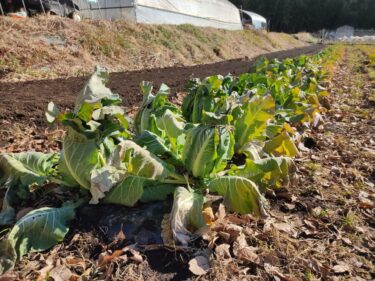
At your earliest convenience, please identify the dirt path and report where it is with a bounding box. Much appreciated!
[0,45,323,127]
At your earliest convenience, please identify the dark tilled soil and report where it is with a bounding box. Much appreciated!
[0,45,323,127]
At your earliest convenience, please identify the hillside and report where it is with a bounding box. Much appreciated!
[0,16,313,82]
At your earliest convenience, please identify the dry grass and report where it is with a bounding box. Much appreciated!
[0,16,308,82]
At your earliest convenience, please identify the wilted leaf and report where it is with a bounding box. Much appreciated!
[208,176,265,216]
[45,101,60,123]
[89,165,126,204]
[74,66,119,113]
[170,187,206,245]
[229,157,293,191]
[263,131,299,157]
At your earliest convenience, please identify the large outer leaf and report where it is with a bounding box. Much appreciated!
[208,176,265,216]
[74,66,120,113]
[89,140,174,205]
[8,202,78,259]
[229,157,293,191]
[134,82,179,135]
[233,95,275,152]
[182,75,230,123]
[99,175,176,207]
[0,152,58,225]
[135,131,173,157]
[263,131,299,157]
[104,175,148,207]
[57,152,79,188]
[182,125,234,178]
[170,187,206,245]
[0,152,58,189]
[62,128,101,190]
[134,82,153,135]
[140,184,176,203]
[156,109,186,150]
[110,140,171,180]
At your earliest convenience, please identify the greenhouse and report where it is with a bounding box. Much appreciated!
[240,9,267,30]
[76,0,243,30]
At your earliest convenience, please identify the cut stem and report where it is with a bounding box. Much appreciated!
[162,179,189,185]
[169,172,193,185]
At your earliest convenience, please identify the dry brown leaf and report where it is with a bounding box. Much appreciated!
[129,249,143,264]
[202,207,215,225]
[189,255,210,275]
[226,214,248,225]
[215,244,231,259]
[114,229,126,242]
[233,233,248,256]
[0,272,19,281]
[98,250,124,267]
[216,204,226,220]
[49,265,73,281]
[208,234,219,249]
[224,224,243,238]
[161,214,175,246]
[358,191,375,209]
[308,258,330,277]
[332,262,351,274]
[195,225,212,240]
[218,231,231,241]
[236,247,258,263]
[272,222,296,236]
[303,219,317,229]
[264,263,290,281]
[66,257,86,270]
[260,252,280,266]
[37,265,54,281]
[263,217,275,232]
[341,237,352,246]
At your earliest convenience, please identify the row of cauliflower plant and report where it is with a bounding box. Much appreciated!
[0,49,333,274]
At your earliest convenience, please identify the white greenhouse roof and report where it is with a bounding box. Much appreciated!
[241,10,267,24]
[135,0,243,29]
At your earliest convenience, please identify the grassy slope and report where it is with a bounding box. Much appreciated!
[0,16,310,82]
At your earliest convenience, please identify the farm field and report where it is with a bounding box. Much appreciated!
[0,44,374,281]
